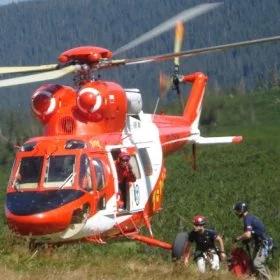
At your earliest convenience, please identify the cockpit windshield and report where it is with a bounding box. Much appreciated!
[44,155,75,189]
[14,156,43,190]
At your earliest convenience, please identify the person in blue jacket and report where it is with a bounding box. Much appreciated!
[233,202,273,280]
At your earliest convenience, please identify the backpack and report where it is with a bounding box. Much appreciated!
[228,247,252,277]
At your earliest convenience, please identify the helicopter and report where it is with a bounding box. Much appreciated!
[0,3,279,259]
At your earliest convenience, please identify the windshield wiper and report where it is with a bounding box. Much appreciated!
[58,172,75,189]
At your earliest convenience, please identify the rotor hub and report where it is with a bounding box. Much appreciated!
[58,46,112,65]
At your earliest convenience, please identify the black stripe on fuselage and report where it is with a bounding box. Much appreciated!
[6,190,85,216]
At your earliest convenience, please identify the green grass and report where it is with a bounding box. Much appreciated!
[0,88,279,279]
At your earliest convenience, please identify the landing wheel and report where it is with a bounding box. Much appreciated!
[172,232,189,261]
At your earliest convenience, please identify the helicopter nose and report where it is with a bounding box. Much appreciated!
[5,189,87,235]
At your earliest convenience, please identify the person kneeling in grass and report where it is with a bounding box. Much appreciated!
[184,215,226,273]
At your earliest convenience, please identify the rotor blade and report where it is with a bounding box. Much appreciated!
[113,2,222,55]
[159,71,172,99]
[0,65,78,88]
[0,64,58,75]
[115,35,280,66]
[174,21,184,67]
[173,21,185,112]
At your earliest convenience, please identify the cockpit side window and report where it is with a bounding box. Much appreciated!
[92,158,105,191]
[14,156,43,190]
[44,155,75,189]
[111,148,121,160]
[79,154,92,191]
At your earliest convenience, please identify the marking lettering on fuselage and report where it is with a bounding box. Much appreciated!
[90,139,102,149]
[134,184,140,206]
[152,177,163,211]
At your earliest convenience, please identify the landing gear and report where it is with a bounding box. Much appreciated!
[172,232,189,261]
[28,239,54,255]
[28,239,42,252]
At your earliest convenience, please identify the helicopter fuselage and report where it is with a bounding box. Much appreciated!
[5,77,194,245]
[5,71,241,248]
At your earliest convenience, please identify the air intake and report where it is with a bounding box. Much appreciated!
[59,116,75,134]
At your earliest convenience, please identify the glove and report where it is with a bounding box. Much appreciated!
[220,252,227,261]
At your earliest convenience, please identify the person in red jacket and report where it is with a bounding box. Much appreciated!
[116,152,136,209]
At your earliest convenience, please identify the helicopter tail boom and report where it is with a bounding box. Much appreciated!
[153,72,242,155]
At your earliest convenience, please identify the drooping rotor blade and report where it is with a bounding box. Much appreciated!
[174,21,184,67]
[112,35,280,66]
[0,64,58,75]
[0,65,78,88]
[113,2,222,56]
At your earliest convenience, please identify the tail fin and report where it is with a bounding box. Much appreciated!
[182,72,208,134]
[182,72,243,145]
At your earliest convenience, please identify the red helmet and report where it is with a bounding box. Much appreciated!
[118,151,130,162]
[193,215,207,226]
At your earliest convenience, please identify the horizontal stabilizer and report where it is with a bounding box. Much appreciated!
[188,135,243,145]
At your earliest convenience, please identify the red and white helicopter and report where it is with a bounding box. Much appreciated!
[0,3,279,257]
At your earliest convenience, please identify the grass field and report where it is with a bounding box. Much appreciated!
[0,88,279,279]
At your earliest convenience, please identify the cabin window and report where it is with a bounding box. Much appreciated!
[14,156,43,190]
[44,155,75,189]
[65,139,85,149]
[138,148,153,176]
[111,148,121,160]
[79,154,92,191]
[92,158,105,190]
[20,141,37,152]
[129,155,141,179]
